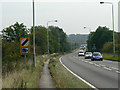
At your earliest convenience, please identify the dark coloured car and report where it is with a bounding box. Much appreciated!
[84,52,92,59]
[91,52,103,61]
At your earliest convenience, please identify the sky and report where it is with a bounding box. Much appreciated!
[0,0,119,34]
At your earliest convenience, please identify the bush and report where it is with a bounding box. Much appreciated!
[101,42,113,53]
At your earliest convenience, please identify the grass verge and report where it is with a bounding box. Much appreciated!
[2,55,50,88]
[49,55,91,88]
[102,53,119,61]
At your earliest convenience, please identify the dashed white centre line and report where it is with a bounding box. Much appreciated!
[84,61,88,63]
[81,60,84,61]
[94,64,100,67]
[116,71,120,73]
[99,64,105,67]
[103,67,112,71]
[111,67,119,70]
[89,62,93,64]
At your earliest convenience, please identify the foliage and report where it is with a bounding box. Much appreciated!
[30,26,47,54]
[101,42,113,53]
[67,34,88,50]
[87,26,113,51]
[2,55,50,88]
[49,26,71,53]
[2,22,28,42]
[49,55,91,88]
[2,22,71,69]
[102,32,120,54]
[2,40,21,64]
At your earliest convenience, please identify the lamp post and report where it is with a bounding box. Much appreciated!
[84,27,91,51]
[84,27,91,34]
[47,20,58,55]
[100,2,115,57]
[33,0,36,67]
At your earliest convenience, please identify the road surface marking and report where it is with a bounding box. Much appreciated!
[99,64,105,67]
[116,71,120,73]
[103,67,112,71]
[89,62,93,64]
[81,60,84,61]
[94,64,100,67]
[111,67,119,70]
[59,57,98,89]
[84,61,88,63]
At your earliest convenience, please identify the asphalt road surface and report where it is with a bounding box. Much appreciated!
[61,51,119,89]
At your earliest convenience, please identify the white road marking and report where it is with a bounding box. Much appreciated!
[111,67,119,70]
[103,67,112,71]
[94,64,100,67]
[116,71,120,73]
[81,60,84,61]
[84,61,88,63]
[59,57,98,89]
[89,62,93,64]
[99,64,105,67]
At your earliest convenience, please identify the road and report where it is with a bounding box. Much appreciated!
[61,51,119,89]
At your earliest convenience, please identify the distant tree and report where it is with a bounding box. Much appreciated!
[2,22,28,42]
[30,26,47,54]
[49,26,71,53]
[87,26,113,51]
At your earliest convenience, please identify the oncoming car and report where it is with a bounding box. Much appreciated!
[91,52,103,61]
[84,52,92,59]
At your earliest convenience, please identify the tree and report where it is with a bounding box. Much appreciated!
[49,26,71,53]
[87,26,113,51]
[30,26,47,54]
[2,22,28,42]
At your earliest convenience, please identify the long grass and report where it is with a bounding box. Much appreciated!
[49,55,91,88]
[102,53,119,61]
[2,55,50,88]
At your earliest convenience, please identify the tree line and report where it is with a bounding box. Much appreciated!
[87,26,120,54]
[2,22,71,65]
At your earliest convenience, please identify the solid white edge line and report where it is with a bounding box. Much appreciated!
[59,57,98,89]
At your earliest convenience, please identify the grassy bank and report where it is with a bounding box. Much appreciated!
[2,55,49,88]
[102,53,119,61]
[49,55,91,88]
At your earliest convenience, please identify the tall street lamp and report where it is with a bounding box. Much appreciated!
[100,2,115,57]
[84,27,91,51]
[47,20,58,55]
[33,0,36,67]
[84,27,91,34]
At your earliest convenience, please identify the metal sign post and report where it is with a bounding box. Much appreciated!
[20,37,30,70]
[24,55,26,70]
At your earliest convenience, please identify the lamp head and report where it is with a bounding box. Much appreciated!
[54,20,58,22]
[100,2,104,4]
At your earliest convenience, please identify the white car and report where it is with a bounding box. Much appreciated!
[78,51,84,56]
[84,52,92,59]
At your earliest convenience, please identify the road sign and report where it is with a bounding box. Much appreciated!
[20,37,30,55]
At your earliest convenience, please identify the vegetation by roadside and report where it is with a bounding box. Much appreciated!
[2,55,50,88]
[102,53,119,61]
[49,55,91,88]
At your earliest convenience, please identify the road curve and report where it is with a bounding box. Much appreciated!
[61,51,119,89]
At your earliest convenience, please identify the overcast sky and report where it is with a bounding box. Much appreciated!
[0,0,119,34]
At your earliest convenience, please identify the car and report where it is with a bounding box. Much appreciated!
[84,52,92,59]
[78,51,84,56]
[91,52,103,61]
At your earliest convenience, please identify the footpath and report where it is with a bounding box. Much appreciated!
[39,59,55,88]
